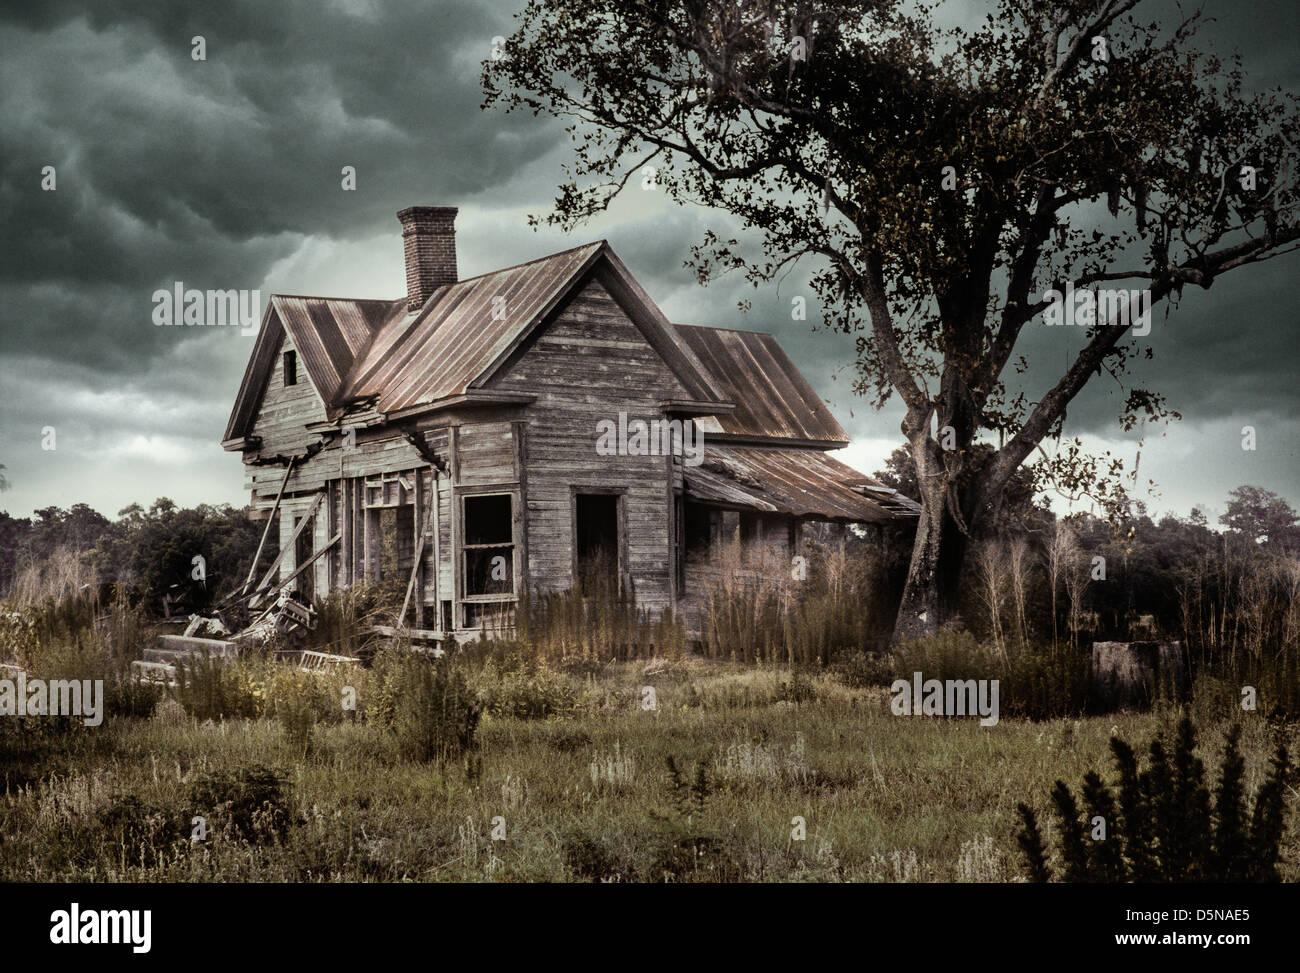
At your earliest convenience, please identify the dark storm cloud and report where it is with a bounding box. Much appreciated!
[0,0,1296,519]
[0,0,558,368]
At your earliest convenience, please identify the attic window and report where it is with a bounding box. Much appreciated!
[283,350,297,386]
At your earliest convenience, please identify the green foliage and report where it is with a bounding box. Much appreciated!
[105,677,163,720]
[187,764,295,844]
[373,647,482,763]
[561,829,631,882]
[1,499,264,613]
[275,691,316,757]
[892,630,1093,720]
[650,755,739,882]
[699,536,884,665]
[173,651,260,722]
[510,578,686,663]
[1017,715,1292,882]
[831,650,894,689]
[94,795,185,861]
[475,659,580,720]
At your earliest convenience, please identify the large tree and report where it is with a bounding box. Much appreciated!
[1219,485,1299,548]
[484,0,1300,641]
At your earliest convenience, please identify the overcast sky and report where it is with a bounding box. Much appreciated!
[1,0,1297,526]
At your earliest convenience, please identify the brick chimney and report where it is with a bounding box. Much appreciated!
[397,206,458,311]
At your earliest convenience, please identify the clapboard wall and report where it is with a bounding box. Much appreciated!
[490,277,688,613]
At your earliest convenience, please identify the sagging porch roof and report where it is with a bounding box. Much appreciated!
[684,444,921,522]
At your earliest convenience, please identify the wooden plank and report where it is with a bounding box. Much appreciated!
[431,470,441,630]
[371,624,446,643]
[249,493,323,608]
[412,471,424,629]
[362,492,373,583]
[341,478,353,587]
[398,467,435,628]
[514,419,528,600]
[242,458,294,595]
[254,532,341,608]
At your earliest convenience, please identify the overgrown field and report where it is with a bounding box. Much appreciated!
[2,657,1295,882]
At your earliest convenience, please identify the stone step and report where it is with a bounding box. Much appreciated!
[131,660,176,684]
[143,646,197,664]
[155,634,239,658]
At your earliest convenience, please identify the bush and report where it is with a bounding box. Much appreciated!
[105,677,163,720]
[476,660,580,720]
[172,651,259,722]
[94,795,185,860]
[275,691,316,757]
[649,756,741,882]
[187,764,295,844]
[562,830,630,882]
[831,650,893,688]
[892,630,1093,720]
[374,647,481,763]
[1016,714,1292,882]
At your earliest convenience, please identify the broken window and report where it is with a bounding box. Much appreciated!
[462,493,514,598]
[283,349,297,386]
[378,506,414,582]
[575,493,620,592]
[684,503,712,557]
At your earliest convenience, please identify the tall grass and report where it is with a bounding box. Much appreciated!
[697,537,876,665]
[508,559,686,662]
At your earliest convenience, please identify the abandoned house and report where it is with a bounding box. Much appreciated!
[222,206,920,639]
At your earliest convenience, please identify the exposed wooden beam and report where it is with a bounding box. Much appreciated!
[240,458,294,597]
[249,493,323,608]
[398,469,437,628]
[252,532,341,610]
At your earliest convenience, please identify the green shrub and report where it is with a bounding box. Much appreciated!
[892,630,1093,720]
[477,660,580,720]
[94,795,185,860]
[187,764,295,844]
[831,650,893,688]
[374,648,481,763]
[105,677,163,720]
[275,692,316,757]
[562,829,629,882]
[1016,714,1291,881]
[649,756,741,882]
[173,651,259,722]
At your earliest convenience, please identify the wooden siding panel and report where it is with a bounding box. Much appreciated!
[493,279,688,613]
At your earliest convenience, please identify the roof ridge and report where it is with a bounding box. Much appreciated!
[446,239,606,288]
[270,294,401,304]
[673,321,775,337]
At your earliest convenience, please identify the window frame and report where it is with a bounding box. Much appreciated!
[458,489,518,608]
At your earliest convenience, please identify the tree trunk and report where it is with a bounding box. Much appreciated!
[891,479,971,644]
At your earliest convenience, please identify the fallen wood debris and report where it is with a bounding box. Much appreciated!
[298,650,361,672]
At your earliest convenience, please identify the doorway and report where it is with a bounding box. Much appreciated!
[575,493,620,593]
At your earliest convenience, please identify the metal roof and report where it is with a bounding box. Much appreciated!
[672,324,849,444]
[685,444,919,521]
[271,296,395,408]
[225,242,873,470]
[341,242,606,414]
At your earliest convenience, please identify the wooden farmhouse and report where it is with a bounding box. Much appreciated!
[222,206,919,640]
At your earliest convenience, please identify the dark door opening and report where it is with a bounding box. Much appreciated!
[294,514,314,602]
[575,493,620,593]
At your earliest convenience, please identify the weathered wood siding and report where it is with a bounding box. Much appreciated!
[249,335,328,457]
[490,278,689,613]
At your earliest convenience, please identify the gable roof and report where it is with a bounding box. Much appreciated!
[672,324,849,445]
[225,242,726,442]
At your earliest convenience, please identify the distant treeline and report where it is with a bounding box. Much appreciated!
[0,499,263,612]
